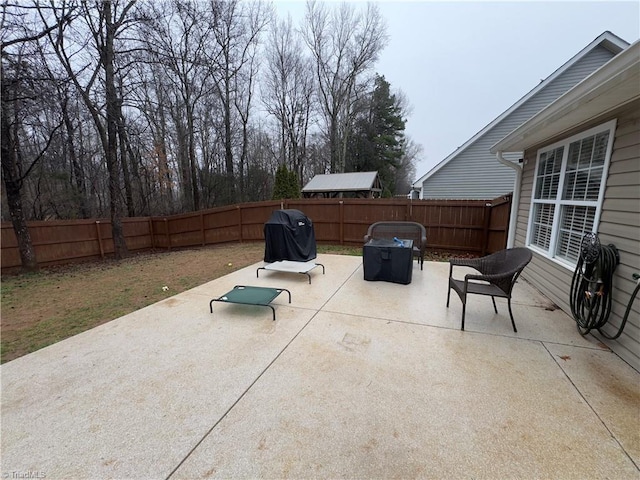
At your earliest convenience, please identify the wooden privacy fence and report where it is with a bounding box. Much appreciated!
[1,196,511,271]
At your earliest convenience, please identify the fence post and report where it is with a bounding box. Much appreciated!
[200,212,205,246]
[502,194,513,250]
[238,205,243,243]
[482,203,491,256]
[339,200,344,245]
[95,221,104,258]
[165,218,170,250]
[148,218,155,249]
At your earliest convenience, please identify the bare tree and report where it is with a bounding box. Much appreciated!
[121,59,178,216]
[302,1,387,173]
[208,0,272,204]
[137,65,175,213]
[39,0,137,259]
[263,14,315,185]
[1,2,72,271]
[1,0,405,239]
[136,0,220,211]
[59,83,91,217]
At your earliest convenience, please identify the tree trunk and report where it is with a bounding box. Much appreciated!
[330,115,339,173]
[173,115,192,210]
[223,81,235,203]
[127,135,149,216]
[157,104,173,207]
[118,117,135,217]
[187,104,200,211]
[1,113,39,272]
[104,0,128,258]
[61,97,90,218]
[117,81,135,217]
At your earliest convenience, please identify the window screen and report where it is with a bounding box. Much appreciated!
[527,121,614,266]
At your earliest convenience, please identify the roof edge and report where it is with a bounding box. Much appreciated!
[412,31,629,188]
[302,171,380,192]
[491,40,640,153]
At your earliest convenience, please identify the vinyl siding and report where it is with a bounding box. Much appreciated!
[517,100,640,371]
[422,45,618,199]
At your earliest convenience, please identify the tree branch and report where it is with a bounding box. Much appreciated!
[0,9,73,50]
[18,118,65,183]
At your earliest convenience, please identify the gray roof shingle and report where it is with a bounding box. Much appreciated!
[302,172,381,192]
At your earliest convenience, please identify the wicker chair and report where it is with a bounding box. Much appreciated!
[364,221,427,270]
[446,248,532,332]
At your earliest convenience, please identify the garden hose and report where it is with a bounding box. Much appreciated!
[569,233,621,337]
[613,272,640,340]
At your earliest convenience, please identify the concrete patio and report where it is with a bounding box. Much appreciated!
[1,254,638,479]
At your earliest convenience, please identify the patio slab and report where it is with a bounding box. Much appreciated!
[1,254,638,479]
[325,261,608,348]
[172,312,638,479]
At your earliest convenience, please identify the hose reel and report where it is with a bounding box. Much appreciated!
[569,232,637,339]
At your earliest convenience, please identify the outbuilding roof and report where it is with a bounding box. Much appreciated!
[302,171,382,193]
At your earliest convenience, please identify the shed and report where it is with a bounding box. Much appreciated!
[302,172,383,198]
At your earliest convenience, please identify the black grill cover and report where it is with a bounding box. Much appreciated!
[264,209,317,262]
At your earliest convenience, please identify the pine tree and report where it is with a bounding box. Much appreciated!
[347,75,406,196]
[272,164,301,200]
[287,168,301,199]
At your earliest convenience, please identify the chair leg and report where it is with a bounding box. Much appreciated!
[446,264,453,307]
[507,298,517,332]
[491,297,498,313]
[461,302,466,331]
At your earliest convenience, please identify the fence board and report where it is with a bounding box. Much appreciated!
[1,196,511,271]
[486,194,512,253]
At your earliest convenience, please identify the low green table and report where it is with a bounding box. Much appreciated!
[209,285,292,321]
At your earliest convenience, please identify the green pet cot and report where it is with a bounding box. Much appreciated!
[209,285,292,321]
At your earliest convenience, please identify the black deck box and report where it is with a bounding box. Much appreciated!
[363,238,413,284]
[264,209,317,263]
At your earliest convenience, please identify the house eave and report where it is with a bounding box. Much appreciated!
[491,40,640,154]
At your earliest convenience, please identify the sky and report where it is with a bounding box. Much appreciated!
[272,0,640,181]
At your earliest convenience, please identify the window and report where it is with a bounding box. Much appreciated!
[527,120,616,266]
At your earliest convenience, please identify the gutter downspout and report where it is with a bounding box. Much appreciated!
[496,151,521,249]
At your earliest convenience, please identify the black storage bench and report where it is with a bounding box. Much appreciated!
[363,238,413,285]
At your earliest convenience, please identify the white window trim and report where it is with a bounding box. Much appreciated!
[526,119,617,270]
